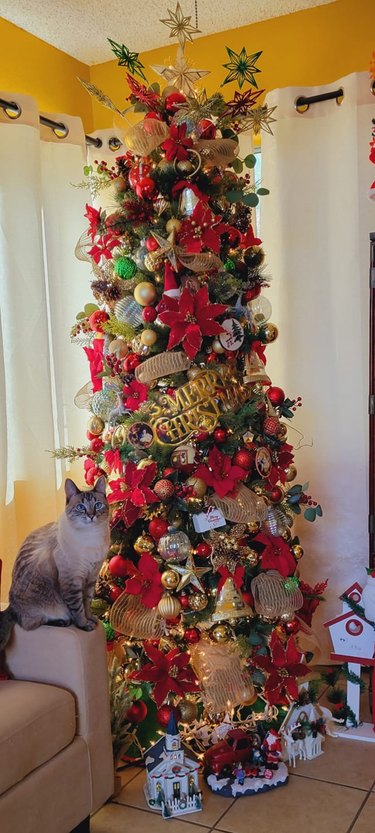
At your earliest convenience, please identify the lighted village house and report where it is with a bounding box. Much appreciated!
[144,713,202,819]
[323,582,375,742]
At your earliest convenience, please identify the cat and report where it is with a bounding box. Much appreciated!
[0,476,109,650]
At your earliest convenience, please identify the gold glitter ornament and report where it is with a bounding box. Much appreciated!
[87,415,105,436]
[245,548,259,566]
[252,382,263,395]
[261,323,279,343]
[187,366,204,380]
[161,569,180,590]
[285,464,297,482]
[188,592,208,611]
[165,218,182,234]
[134,534,155,554]
[178,699,198,724]
[157,592,182,618]
[185,476,207,498]
[247,520,261,534]
[209,623,233,643]
[281,528,292,542]
[278,423,288,440]
[291,544,304,560]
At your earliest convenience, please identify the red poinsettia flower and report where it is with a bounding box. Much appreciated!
[178,201,230,255]
[123,553,163,609]
[161,123,193,162]
[88,233,119,264]
[267,442,295,487]
[129,642,198,707]
[194,446,247,499]
[83,337,104,393]
[253,631,309,705]
[126,74,162,109]
[240,224,262,248]
[84,204,102,241]
[107,460,158,527]
[250,340,267,364]
[253,531,296,578]
[122,378,148,411]
[217,565,245,591]
[158,285,227,360]
[298,579,328,627]
[104,449,123,475]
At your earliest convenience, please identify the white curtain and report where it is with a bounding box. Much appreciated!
[0,92,90,599]
[261,72,375,659]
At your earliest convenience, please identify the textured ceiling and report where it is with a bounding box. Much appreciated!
[0,0,335,65]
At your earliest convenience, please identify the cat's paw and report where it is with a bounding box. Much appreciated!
[79,620,97,632]
[88,614,99,625]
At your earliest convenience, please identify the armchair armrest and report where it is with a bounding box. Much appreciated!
[6,624,114,812]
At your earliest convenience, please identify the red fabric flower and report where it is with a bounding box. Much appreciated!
[158,285,227,360]
[253,632,309,705]
[88,233,118,264]
[104,449,123,474]
[129,642,198,707]
[267,442,295,487]
[217,565,245,591]
[298,579,328,627]
[84,204,102,241]
[253,531,297,578]
[178,201,230,254]
[83,337,104,393]
[107,460,158,527]
[194,446,247,499]
[240,224,262,248]
[123,553,163,609]
[122,379,148,411]
[161,123,193,161]
[251,340,267,365]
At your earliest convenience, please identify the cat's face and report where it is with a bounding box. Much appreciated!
[65,477,109,528]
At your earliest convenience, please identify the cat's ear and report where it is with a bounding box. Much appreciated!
[94,475,107,496]
[65,479,80,502]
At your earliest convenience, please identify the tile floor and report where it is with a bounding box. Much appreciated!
[92,678,375,833]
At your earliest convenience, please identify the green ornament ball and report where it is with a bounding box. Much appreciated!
[114,256,138,280]
[224,258,236,273]
[102,620,116,642]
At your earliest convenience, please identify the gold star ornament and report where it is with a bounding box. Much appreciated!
[167,552,211,592]
[160,2,200,48]
[151,46,209,96]
[239,104,277,136]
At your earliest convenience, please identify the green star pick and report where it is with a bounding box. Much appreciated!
[108,38,147,81]
[222,46,262,89]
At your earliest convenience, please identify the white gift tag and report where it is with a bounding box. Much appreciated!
[193,506,226,532]
[219,318,244,351]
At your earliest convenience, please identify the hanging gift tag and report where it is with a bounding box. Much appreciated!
[193,505,226,533]
[219,318,244,351]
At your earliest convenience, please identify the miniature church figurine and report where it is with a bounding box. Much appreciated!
[144,712,202,819]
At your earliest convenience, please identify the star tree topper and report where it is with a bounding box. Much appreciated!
[151,46,210,96]
[160,2,201,47]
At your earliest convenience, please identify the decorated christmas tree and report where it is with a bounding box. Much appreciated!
[62,3,325,760]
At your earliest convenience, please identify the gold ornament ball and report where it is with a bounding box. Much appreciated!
[134,281,157,306]
[262,323,279,343]
[111,424,128,448]
[131,335,150,355]
[252,382,263,395]
[209,623,232,643]
[87,415,105,436]
[157,592,182,618]
[187,367,203,380]
[278,423,288,440]
[166,218,182,234]
[176,159,195,175]
[241,689,258,706]
[108,338,128,359]
[161,569,180,590]
[281,528,292,542]
[291,544,304,560]
[134,534,155,554]
[178,699,198,724]
[212,338,226,354]
[245,548,259,566]
[189,592,208,611]
[185,476,207,498]
[247,520,261,535]
[285,464,297,482]
[141,329,158,347]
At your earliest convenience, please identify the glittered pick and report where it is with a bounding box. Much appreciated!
[160,2,201,47]
[151,46,209,96]
[78,78,128,117]
[238,104,277,135]
[223,87,264,119]
[108,38,147,80]
[222,46,262,89]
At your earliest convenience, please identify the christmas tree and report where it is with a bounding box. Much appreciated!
[62,4,325,757]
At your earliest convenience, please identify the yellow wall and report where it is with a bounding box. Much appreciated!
[90,0,375,129]
[0,17,93,131]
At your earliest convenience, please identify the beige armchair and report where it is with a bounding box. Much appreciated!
[0,623,114,833]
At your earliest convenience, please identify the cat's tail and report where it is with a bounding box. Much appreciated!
[0,606,17,650]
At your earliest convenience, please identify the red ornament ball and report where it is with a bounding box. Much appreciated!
[242,590,254,607]
[267,386,285,407]
[108,555,129,578]
[142,305,157,323]
[242,286,261,303]
[184,627,200,644]
[154,479,175,501]
[88,310,110,333]
[90,437,105,453]
[145,236,159,252]
[283,618,300,636]
[125,700,148,724]
[232,448,254,470]
[267,486,284,503]
[108,584,123,603]
[128,163,151,190]
[148,517,169,541]
[195,541,212,558]
[263,416,280,437]
[197,119,216,139]
[214,428,227,444]
[164,92,186,113]
[136,176,156,200]
[157,704,180,727]
[123,353,141,373]
[179,593,190,610]
[163,467,175,478]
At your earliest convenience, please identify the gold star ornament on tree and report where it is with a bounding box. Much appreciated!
[151,46,209,96]
[167,552,211,592]
[160,2,200,48]
[222,46,262,89]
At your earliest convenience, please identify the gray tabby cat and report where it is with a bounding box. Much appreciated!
[0,477,109,650]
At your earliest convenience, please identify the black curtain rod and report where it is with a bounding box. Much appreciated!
[0,97,122,150]
[295,87,344,112]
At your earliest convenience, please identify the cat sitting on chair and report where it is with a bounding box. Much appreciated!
[0,477,109,650]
